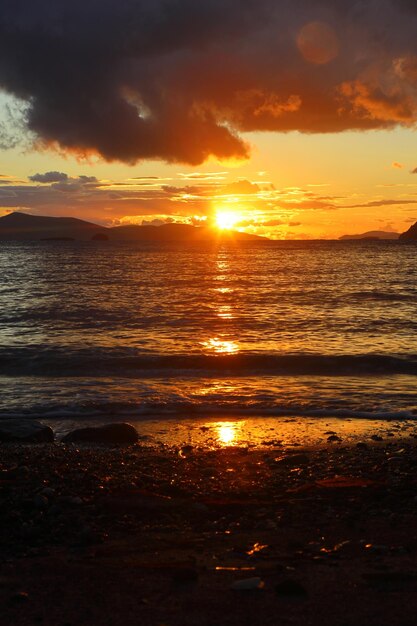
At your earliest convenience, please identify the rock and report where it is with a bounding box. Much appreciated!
[171,567,199,585]
[356,442,369,450]
[0,419,54,443]
[58,496,83,506]
[371,435,383,441]
[9,591,29,605]
[327,435,342,443]
[62,423,139,445]
[32,495,49,510]
[275,579,308,598]
[179,445,194,458]
[231,577,265,591]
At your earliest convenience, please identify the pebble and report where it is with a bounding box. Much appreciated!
[9,591,29,605]
[275,580,308,598]
[231,577,265,591]
[32,495,48,510]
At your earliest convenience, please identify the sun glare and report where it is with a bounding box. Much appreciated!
[215,210,240,230]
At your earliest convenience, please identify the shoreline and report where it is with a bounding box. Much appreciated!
[43,414,417,450]
[2,426,417,624]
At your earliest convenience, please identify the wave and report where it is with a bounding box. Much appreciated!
[1,402,415,422]
[2,347,417,376]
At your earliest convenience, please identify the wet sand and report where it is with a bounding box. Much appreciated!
[2,418,417,625]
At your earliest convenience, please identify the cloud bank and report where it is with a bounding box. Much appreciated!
[2,1,417,164]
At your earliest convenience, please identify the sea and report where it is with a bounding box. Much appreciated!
[2,239,417,443]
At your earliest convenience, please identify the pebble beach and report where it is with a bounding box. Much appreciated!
[2,419,417,625]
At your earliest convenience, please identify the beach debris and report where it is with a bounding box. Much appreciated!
[275,580,308,599]
[62,423,139,445]
[0,420,54,443]
[231,577,265,591]
[273,454,309,468]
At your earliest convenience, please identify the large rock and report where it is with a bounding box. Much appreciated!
[62,423,139,445]
[0,419,54,443]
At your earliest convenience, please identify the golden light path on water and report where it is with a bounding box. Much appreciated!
[202,338,239,354]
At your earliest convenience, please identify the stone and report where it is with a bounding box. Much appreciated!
[231,577,265,591]
[62,423,139,445]
[0,419,54,443]
[275,579,308,598]
[327,435,342,443]
[32,495,49,510]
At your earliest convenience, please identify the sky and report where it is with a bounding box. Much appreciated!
[1,0,417,239]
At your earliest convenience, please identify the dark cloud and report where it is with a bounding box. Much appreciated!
[29,171,98,192]
[29,171,68,183]
[0,0,417,164]
[1,1,417,164]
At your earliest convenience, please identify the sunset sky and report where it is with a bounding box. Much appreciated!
[1,0,417,239]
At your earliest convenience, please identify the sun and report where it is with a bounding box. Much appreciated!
[215,210,240,230]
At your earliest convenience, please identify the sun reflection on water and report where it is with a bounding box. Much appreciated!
[214,421,243,446]
[202,338,239,354]
[217,305,234,319]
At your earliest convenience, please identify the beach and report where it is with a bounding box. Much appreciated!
[2,418,417,625]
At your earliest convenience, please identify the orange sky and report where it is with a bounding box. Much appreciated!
[1,120,417,239]
[2,4,417,239]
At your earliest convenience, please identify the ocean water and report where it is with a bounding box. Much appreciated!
[1,239,417,427]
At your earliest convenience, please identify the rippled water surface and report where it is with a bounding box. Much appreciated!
[1,239,417,421]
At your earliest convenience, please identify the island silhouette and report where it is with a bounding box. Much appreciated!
[0,211,267,243]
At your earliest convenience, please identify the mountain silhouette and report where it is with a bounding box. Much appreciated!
[399,222,417,241]
[0,212,267,243]
[339,230,399,240]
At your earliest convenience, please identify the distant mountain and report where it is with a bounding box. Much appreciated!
[399,222,417,241]
[0,212,107,241]
[0,212,267,243]
[110,223,265,243]
[339,230,399,240]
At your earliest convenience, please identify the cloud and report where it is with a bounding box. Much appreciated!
[411,167,417,174]
[223,179,260,195]
[392,162,404,169]
[29,171,99,192]
[343,199,417,208]
[2,1,417,164]
[29,171,68,183]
